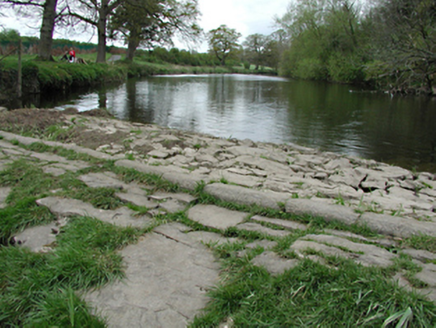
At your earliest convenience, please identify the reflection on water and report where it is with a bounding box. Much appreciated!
[48,74,436,172]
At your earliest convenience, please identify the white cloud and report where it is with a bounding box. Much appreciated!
[198,0,287,38]
[2,1,290,51]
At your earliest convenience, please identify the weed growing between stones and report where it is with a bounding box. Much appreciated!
[190,257,436,327]
[0,216,141,327]
[402,234,436,253]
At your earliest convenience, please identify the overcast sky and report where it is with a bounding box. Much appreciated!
[1,0,290,51]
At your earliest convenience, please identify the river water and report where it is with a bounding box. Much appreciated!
[36,74,436,172]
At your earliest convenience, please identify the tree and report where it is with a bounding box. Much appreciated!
[0,0,62,60]
[109,0,201,62]
[369,0,436,93]
[66,0,125,63]
[243,33,267,70]
[207,24,241,66]
[275,0,365,82]
[263,36,281,71]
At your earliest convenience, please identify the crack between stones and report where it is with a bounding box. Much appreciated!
[153,231,194,248]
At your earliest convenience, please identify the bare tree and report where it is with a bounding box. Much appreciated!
[66,0,125,63]
[0,0,64,60]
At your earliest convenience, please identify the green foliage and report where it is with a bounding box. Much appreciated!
[207,25,242,66]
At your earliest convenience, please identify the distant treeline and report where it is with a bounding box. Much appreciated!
[275,0,436,94]
[0,29,232,68]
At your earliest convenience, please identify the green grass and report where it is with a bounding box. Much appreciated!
[0,137,435,327]
[191,257,436,327]
[0,215,140,327]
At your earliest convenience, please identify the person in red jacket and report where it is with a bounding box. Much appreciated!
[69,47,76,63]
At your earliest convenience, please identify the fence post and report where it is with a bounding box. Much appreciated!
[17,38,22,98]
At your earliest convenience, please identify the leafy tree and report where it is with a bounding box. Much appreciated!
[0,28,21,42]
[368,0,436,93]
[207,24,241,66]
[109,0,201,62]
[263,37,281,71]
[0,0,62,60]
[243,33,267,70]
[276,0,365,82]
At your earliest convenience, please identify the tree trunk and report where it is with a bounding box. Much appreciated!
[127,30,140,62]
[38,0,58,61]
[96,3,108,63]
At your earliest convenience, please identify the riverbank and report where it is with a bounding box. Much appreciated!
[0,57,275,104]
[0,108,435,326]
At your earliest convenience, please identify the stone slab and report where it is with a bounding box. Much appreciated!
[204,183,289,211]
[85,223,220,328]
[0,187,11,208]
[236,222,292,237]
[13,223,58,252]
[79,172,126,189]
[115,191,159,209]
[415,263,436,287]
[285,199,359,225]
[36,197,152,228]
[251,215,308,231]
[358,213,436,238]
[251,251,299,275]
[302,234,396,267]
[187,204,247,230]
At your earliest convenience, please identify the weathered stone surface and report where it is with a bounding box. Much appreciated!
[0,187,11,208]
[42,166,67,176]
[415,263,436,287]
[245,240,277,250]
[421,288,436,303]
[115,191,159,209]
[251,251,299,275]
[204,183,289,210]
[115,160,205,191]
[302,234,396,267]
[324,158,353,171]
[13,223,57,252]
[148,149,171,159]
[151,192,197,205]
[79,172,126,189]
[185,231,236,246]
[158,199,187,213]
[285,199,359,225]
[236,155,292,175]
[237,222,292,237]
[86,223,220,328]
[402,249,436,262]
[251,215,308,231]
[358,213,436,237]
[36,197,152,228]
[209,170,264,188]
[291,240,351,259]
[324,229,397,248]
[328,168,365,189]
[187,204,247,230]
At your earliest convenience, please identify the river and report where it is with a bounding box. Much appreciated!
[31,74,436,173]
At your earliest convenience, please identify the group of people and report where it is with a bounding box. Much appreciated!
[60,47,76,62]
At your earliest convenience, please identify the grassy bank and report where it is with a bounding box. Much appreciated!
[0,54,273,99]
